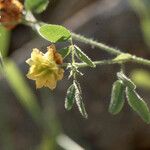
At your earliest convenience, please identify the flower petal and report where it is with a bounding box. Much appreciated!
[36,79,44,88]
[45,74,57,90]
[26,45,64,90]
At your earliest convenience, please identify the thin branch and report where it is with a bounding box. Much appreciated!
[62,56,150,68]
[22,15,150,67]
[71,33,150,67]
[71,32,121,55]
[62,59,123,68]
[131,55,150,66]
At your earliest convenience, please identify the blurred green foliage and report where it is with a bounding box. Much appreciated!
[129,0,150,48]
[131,69,150,90]
[25,0,49,13]
[0,26,10,56]
[4,60,41,122]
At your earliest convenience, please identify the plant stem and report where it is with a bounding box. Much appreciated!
[76,60,118,68]
[120,64,125,74]
[131,55,150,66]
[69,38,77,79]
[22,15,150,67]
[62,56,150,68]
[71,33,150,67]
[71,33,121,55]
[70,38,75,64]
[62,59,122,68]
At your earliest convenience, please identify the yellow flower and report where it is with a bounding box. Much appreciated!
[26,45,64,90]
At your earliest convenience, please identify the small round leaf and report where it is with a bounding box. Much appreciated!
[39,24,71,43]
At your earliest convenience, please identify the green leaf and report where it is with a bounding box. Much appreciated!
[65,84,76,110]
[0,26,10,57]
[59,47,71,59]
[25,0,49,13]
[109,80,125,115]
[74,80,88,118]
[39,24,71,43]
[126,87,150,123]
[3,60,41,122]
[74,45,95,68]
[117,72,136,89]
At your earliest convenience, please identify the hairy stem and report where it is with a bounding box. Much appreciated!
[62,59,124,68]
[69,38,77,79]
[131,55,150,66]
[71,33,150,67]
[71,33,121,55]
[62,56,150,68]
[22,14,150,67]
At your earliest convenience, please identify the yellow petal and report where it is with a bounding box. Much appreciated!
[36,79,44,88]
[57,68,64,80]
[31,48,43,62]
[26,65,41,80]
[45,74,57,90]
[26,59,33,66]
[44,46,55,61]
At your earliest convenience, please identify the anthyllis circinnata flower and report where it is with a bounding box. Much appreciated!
[26,44,64,90]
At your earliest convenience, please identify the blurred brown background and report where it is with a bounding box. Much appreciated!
[0,0,150,150]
